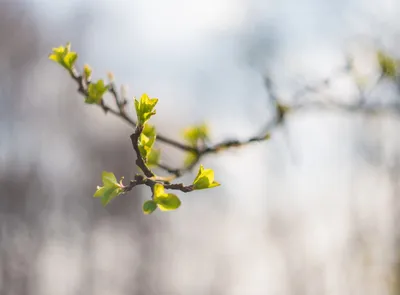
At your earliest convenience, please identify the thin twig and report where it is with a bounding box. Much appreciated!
[122,174,194,194]
[130,125,155,178]
[70,70,197,153]
[69,64,400,192]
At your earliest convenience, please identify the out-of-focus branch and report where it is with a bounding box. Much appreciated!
[70,58,400,183]
[69,67,276,181]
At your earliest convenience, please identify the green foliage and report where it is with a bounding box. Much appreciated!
[138,124,159,166]
[134,93,158,126]
[48,42,229,215]
[50,41,400,216]
[136,103,160,166]
[142,123,156,138]
[93,171,124,206]
[85,79,108,104]
[183,123,209,147]
[142,183,181,214]
[154,184,181,211]
[48,42,78,73]
[147,149,161,167]
[184,151,198,167]
[377,51,397,78]
[138,130,156,163]
[193,165,220,190]
[143,200,157,214]
[83,64,92,81]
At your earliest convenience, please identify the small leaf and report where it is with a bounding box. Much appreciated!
[153,183,181,211]
[138,124,157,163]
[193,165,220,190]
[143,200,157,214]
[134,93,158,125]
[64,53,78,70]
[184,151,198,167]
[147,149,160,167]
[93,171,123,206]
[93,186,112,198]
[101,171,118,186]
[101,187,123,206]
[156,194,181,211]
[138,131,156,162]
[142,124,156,138]
[85,79,108,104]
[83,64,92,81]
[182,123,209,147]
[377,51,397,78]
[48,42,78,72]
[153,183,166,197]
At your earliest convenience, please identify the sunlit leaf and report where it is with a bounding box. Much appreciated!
[138,129,156,162]
[101,187,123,206]
[134,93,158,125]
[153,183,166,197]
[153,183,181,211]
[101,171,117,186]
[156,194,181,211]
[147,149,160,167]
[93,171,124,206]
[83,64,92,81]
[182,123,209,147]
[142,124,156,138]
[184,151,198,167]
[48,42,78,72]
[85,79,108,104]
[192,165,220,190]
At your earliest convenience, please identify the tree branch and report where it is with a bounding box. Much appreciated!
[69,63,400,185]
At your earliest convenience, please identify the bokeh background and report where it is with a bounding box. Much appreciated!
[1,0,400,294]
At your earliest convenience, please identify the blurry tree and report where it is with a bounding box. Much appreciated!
[0,3,163,295]
[3,1,400,294]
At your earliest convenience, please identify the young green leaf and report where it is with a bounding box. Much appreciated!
[48,42,78,73]
[85,79,108,104]
[93,171,124,206]
[377,51,397,78]
[156,194,181,211]
[134,93,158,125]
[147,149,161,167]
[138,132,156,162]
[83,64,92,81]
[101,171,118,186]
[182,123,209,147]
[153,183,182,211]
[143,200,158,214]
[184,151,198,167]
[100,187,123,206]
[138,124,158,164]
[142,123,156,138]
[192,165,220,190]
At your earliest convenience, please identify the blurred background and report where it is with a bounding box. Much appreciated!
[1,0,400,294]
